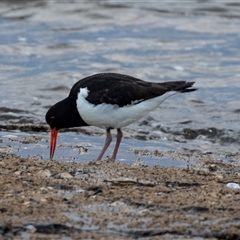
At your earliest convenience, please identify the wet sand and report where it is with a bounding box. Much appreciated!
[1,151,240,239]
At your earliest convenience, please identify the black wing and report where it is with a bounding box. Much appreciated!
[70,73,196,107]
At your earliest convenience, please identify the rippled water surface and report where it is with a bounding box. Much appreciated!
[0,0,240,164]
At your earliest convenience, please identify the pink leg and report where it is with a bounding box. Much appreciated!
[109,128,123,162]
[96,129,112,160]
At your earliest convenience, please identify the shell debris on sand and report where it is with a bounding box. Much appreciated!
[0,152,240,239]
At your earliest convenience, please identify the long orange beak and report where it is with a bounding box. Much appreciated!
[50,128,58,160]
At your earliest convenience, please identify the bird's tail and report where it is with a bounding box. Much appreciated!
[159,81,197,93]
[174,81,197,93]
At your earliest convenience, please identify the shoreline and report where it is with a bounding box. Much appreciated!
[0,152,239,239]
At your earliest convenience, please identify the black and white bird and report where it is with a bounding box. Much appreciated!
[46,73,196,161]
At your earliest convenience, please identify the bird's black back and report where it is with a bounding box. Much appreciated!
[69,73,196,107]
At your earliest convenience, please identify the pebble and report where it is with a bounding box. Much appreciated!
[214,173,223,180]
[111,201,124,206]
[138,209,149,215]
[23,201,31,207]
[14,170,22,176]
[40,198,47,203]
[59,172,73,179]
[40,187,48,191]
[25,224,36,233]
[226,182,240,189]
[37,169,51,178]
[75,170,90,178]
[208,164,217,171]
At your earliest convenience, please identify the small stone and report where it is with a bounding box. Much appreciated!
[5,193,13,198]
[138,209,149,216]
[215,173,223,180]
[23,201,31,207]
[226,182,240,189]
[111,201,124,206]
[14,170,22,176]
[37,169,51,178]
[208,164,217,171]
[40,198,47,203]
[25,225,36,233]
[75,171,90,178]
[75,188,85,193]
[59,172,73,179]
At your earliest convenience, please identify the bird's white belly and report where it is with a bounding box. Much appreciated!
[76,87,176,129]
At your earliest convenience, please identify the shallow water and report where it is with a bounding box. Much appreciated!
[0,130,186,167]
[0,1,240,164]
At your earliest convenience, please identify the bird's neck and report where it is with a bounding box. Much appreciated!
[59,97,89,129]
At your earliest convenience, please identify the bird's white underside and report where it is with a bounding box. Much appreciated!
[76,87,177,129]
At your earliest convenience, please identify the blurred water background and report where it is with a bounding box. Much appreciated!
[0,0,240,163]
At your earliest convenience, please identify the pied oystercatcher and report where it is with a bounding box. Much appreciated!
[46,73,196,161]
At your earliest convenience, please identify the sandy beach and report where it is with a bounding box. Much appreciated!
[1,151,240,239]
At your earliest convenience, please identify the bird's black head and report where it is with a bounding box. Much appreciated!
[45,97,88,130]
[45,104,60,130]
[46,98,66,130]
[46,96,89,160]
